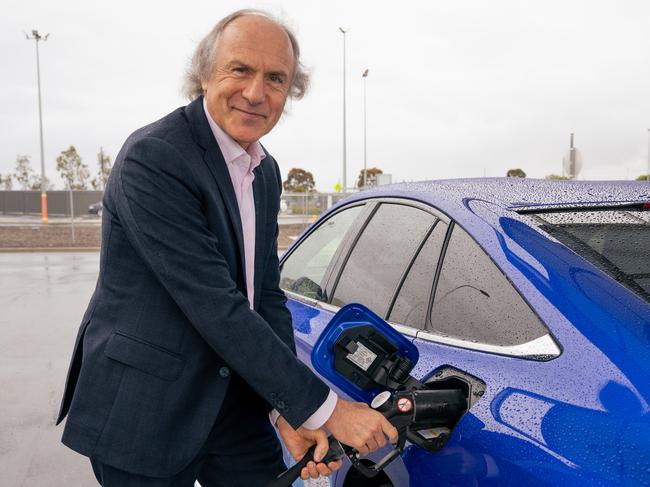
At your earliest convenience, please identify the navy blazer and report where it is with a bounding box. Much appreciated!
[57,97,329,477]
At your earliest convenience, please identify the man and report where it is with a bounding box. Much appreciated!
[57,9,397,486]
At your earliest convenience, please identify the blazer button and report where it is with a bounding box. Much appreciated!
[277,401,285,409]
[219,367,230,378]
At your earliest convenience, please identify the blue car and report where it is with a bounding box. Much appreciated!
[278,178,650,487]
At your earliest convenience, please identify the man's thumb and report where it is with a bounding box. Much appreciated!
[312,430,329,462]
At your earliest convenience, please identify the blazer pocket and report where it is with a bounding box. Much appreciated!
[104,332,185,381]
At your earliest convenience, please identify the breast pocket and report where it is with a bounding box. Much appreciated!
[103,331,185,381]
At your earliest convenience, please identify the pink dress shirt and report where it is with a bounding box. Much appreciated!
[203,100,263,309]
[203,100,337,430]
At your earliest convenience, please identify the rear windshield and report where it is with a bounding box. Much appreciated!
[534,209,650,303]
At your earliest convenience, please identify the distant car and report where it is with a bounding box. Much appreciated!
[278,178,650,486]
[88,201,102,217]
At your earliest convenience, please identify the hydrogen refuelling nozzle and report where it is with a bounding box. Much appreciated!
[267,387,469,487]
[266,303,483,487]
[350,387,468,478]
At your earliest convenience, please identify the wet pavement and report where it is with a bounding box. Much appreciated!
[1,252,99,486]
[0,252,327,487]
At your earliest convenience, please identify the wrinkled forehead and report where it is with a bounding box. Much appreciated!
[216,15,295,71]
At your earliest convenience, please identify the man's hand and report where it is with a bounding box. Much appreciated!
[324,398,399,456]
[276,416,343,480]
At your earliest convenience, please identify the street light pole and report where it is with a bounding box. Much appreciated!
[647,128,650,181]
[362,69,369,188]
[339,27,349,192]
[25,29,49,223]
[99,146,105,190]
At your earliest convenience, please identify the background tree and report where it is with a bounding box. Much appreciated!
[357,167,383,188]
[283,167,315,192]
[29,175,52,190]
[13,155,34,189]
[91,147,113,190]
[56,145,90,190]
[0,174,13,190]
[545,174,570,180]
[637,174,649,181]
[506,168,526,178]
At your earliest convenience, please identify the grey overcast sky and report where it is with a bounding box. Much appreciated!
[2,0,650,190]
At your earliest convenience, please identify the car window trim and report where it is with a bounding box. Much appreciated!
[284,288,560,361]
[386,219,440,320]
[321,202,378,303]
[327,198,450,308]
[425,220,455,328]
[415,329,561,361]
[283,288,419,338]
[325,201,381,304]
[279,202,370,302]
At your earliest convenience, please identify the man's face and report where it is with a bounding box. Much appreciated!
[202,16,295,149]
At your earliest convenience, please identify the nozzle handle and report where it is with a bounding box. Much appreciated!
[266,450,312,487]
[266,436,344,487]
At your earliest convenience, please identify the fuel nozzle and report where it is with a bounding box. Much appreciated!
[372,389,467,424]
[373,388,467,448]
[346,387,469,479]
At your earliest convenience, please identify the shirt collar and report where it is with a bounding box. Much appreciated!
[202,98,265,171]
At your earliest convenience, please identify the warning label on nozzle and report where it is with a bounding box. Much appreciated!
[346,341,377,371]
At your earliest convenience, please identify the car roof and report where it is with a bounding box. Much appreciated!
[343,178,650,218]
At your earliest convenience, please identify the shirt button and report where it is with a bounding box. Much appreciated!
[219,367,230,378]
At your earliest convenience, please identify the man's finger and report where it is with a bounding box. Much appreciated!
[373,429,387,450]
[357,444,370,456]
[328,459,343,472]
[382,419,399,444]
[366,437,380,453]
[315,463,331,476]
[308,461,321,479]
[311,429,329,462]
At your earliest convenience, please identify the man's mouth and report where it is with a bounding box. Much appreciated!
[233,107,266,119]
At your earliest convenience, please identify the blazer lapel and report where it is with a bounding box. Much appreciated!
[184,97,246,275]
[204,147,246,263]
[252,161,267,309]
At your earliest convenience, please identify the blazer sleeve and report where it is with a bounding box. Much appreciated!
[113,135,329,428]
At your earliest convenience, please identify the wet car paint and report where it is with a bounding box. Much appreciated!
[281,178,650,486]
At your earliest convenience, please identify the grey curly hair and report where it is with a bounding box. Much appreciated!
[183,9,309,101]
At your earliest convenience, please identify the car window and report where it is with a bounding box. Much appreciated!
[331,204,436,317]
[280,205,363,301]
[388,220,448,329]
[429,224,549,346]
[535,209,650,303]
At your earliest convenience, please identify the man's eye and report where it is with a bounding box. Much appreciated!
[268,74,285,84]
[232,67,248,74]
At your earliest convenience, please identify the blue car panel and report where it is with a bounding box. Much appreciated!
[280,178,650,486]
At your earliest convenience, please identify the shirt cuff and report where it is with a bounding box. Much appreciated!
[269,408,281,427]
[301,390,338,430]
[268,390,338,430]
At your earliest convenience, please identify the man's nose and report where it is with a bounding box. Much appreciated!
[242,74,265,105]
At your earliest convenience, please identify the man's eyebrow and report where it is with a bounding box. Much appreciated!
[225,60,251,69]
[225,60,289,77]
[268,69,289,79]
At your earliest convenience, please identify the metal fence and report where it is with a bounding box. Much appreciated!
[0,190,355,217]
[281,192,353,216]
[0,191,103,217]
